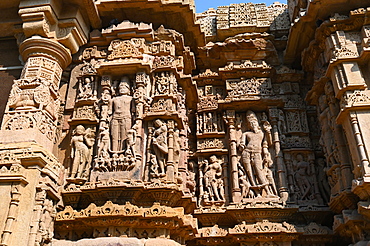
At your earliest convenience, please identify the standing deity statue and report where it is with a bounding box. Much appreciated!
[203,155,225,201]
[70,125,94,178]
[109,76,135,152]
[152,119,169,177]
[239,110,277,197]
[316,158,331,203]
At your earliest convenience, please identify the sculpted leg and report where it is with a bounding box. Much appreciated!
[111,119,120,151]
[253,153,268,186]
[242,151,256,186]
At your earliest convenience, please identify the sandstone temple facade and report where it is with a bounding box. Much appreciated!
[0,0,370,245]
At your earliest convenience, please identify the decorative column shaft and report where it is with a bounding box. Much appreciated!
[0,36,71,152]
[167,120,175,182]
[350,112,370,177]
[225,110,241,203]
[0,185,21,246]
[269,108,289,202]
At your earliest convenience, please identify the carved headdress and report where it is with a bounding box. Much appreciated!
[246,110,260,130]
[246,110,258,123]
[119,76,130,89]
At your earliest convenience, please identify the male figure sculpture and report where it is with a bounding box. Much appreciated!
[110,77,134,152]
[239,110,274,197]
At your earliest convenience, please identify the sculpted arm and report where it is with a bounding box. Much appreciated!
[240,132,247,149]
[70,137,76,159]
[108,97,114,120]
[263,121,273,146]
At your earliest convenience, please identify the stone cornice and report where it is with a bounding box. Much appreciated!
[284,0,370,66]
[18,0,92,54]
[56,201,198,241]
[95,0,205,54]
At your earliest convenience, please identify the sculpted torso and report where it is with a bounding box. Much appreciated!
[111,95,133,119]
[244,130,264,152]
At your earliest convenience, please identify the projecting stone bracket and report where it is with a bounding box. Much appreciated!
[19,0,92,54]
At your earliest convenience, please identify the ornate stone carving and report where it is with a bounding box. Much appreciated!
[152,71,177,97]
[226,77,273,100]
[38,198,56,245]
[77,76,98,101]
[55,201,197,242]
[229,220,298,234]
[197,112,224,134]
[70,125,95,180]
[198,155,225,205]
[107,39,146,60]
[110,77,135,152]
[238,111,278,198]
[149,119,169,179]
[197,138,226,150]
[3,3,364,245]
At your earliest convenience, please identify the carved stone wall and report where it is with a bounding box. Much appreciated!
[1,0,370,246]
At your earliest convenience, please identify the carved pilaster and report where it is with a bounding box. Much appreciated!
[0,185,21,246]
[349,112,370,178]
[269,107,289,202]
[167,120,175,182]
[225,110,241,203]
[330,61,366,99]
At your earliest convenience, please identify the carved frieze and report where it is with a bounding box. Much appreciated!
[226,77,273,100]
[55,201,197,241]
[107,38,146,60]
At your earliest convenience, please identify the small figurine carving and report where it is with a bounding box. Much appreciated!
[185,161,196,195]
[97,124,110,159]
[70,125,94,179]
[152,119,169,177]
[294,154,312,200]
[78,76,96,100]
[238,164,254,198]
[39,199,56,244]
[203,155,225,202]
[125,123,138,159]
[316,158,331,203]
[205,112,216,132]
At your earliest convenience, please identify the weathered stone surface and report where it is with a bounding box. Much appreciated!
[53,237,143,246]
[1,0,370,246]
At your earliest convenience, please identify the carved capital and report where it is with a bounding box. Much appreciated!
[19,0,90,54]
[20,36,72,69]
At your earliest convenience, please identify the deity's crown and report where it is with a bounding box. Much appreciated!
[246,110,258,122]
[119,76,130,89]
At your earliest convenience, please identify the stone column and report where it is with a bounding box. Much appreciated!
[269,107,289,202]
[0,36,71,152]
[221,155,230,204]
[349,112,370,177]
[225,110,241,203]
[0,36,71,246]
[167,120,175,182]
